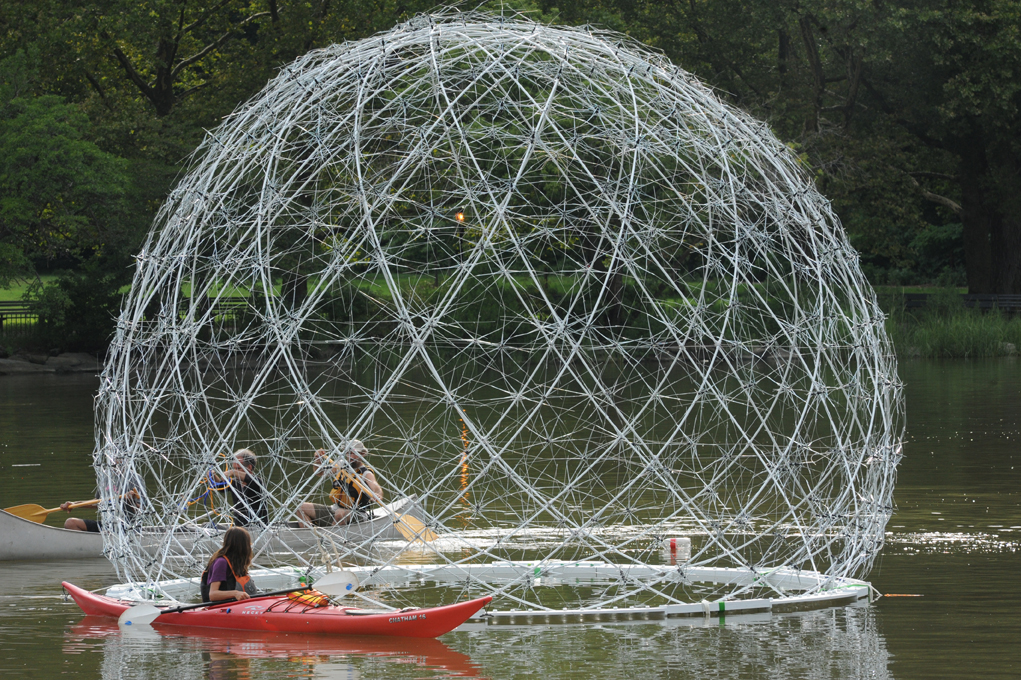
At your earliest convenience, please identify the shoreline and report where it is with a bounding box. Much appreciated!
[0,353,101,376]
[0,351,1017,380]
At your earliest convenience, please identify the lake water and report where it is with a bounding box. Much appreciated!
[0,360,1018,678]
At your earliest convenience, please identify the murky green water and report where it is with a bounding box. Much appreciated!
[1,360,1019,678]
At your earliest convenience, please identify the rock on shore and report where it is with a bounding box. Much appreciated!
[0,353,101,375]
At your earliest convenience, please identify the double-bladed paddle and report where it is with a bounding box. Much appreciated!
[118,571,360,627]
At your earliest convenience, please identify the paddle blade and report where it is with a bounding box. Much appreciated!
[315,571,359,597]
[118,603,162,627]
[395,514,439,542]
[5,499,98,523]
[3,504,50,523]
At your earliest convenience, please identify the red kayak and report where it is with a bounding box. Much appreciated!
[62,581,491,638]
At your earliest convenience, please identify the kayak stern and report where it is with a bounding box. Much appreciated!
[62,581,131,618]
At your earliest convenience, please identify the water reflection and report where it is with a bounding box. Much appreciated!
[4,356,1021,678]
[56,606,892,679]
[64,619,481,679]
[454,604,892,679]
[885,529,1020,555]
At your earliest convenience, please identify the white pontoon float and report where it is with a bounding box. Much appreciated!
[101,560,874,624]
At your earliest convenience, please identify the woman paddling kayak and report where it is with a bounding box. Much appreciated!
[199,527,257,601]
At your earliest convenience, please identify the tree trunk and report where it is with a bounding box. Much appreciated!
[958,142,1021,294]
[798,18,825,133]
[956,140,993,293]
[959,188,1021,294]
[960,184,993,294]
[990,211,1021,294]
[988,154,1021,293]
[151,38,179,117]
[778,30,791,78]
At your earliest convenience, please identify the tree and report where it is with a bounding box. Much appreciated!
[29,261,128,352]
[82,0,279,117]
[45,0,436,119]
[0,50,134,288]
[862,1,1021,293]
[583,0,1021,292]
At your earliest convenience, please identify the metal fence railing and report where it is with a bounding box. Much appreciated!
[0,301,38,338]
[903,293,1021,313]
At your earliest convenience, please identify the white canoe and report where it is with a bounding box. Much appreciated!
[0,509,103,561]
[0,496,425,562]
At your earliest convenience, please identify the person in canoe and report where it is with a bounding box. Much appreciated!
[296,439,384,527]
[212,448,268,528]
[60,460,146,532]
[200,526,258,602]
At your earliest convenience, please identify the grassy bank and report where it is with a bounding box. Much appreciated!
[0,276,56,301]
[2,279,1015,360]
[879,288,1021,359]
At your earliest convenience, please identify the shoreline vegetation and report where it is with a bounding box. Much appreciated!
[2,282,1018,365]
[878,287,1021,359]
[3,4,1020,370]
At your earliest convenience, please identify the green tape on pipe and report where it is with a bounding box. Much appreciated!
[719,601,726,613]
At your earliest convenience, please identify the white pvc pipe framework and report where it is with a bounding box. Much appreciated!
[95,9,903,614]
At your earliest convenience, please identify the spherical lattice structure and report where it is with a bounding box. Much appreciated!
[97,10,903,613]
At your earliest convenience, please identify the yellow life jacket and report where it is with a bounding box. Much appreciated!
[328,466,372,509]
[287,589,330,607]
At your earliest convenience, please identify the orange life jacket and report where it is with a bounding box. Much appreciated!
[286,589,330,608]
[328,465,373,509]
[199,555,251,601]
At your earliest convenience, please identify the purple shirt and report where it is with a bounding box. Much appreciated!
[207,556,230,585]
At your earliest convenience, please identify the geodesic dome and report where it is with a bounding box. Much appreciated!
[96,10,903,613]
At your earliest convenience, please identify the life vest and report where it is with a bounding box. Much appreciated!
[200,555,251,602]
[328,465,374,510]
[286,589,330,607]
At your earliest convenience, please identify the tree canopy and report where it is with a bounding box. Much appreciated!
[0,0,1019,350]
[571,0,1021,292]
[0,49,133,288]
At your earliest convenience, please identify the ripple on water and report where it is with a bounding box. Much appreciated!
[885,530,1020,554]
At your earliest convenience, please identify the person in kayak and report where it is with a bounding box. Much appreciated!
[200,526,257,602]
[214,448,268,527]
[60,460,146,532]
[296,440,384,527]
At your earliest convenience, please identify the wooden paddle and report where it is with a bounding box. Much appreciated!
[118,571,360,627]
[337,469,439,543]
[4,499,101,524]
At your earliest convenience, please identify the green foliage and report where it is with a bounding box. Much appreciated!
[0,50,134,288]
[889,308,1021,359]
[27,262,127,352]
[1,0,1019,352]
[881,287,1021,358]
[910,223,966,284]
[592,0,1020,292]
